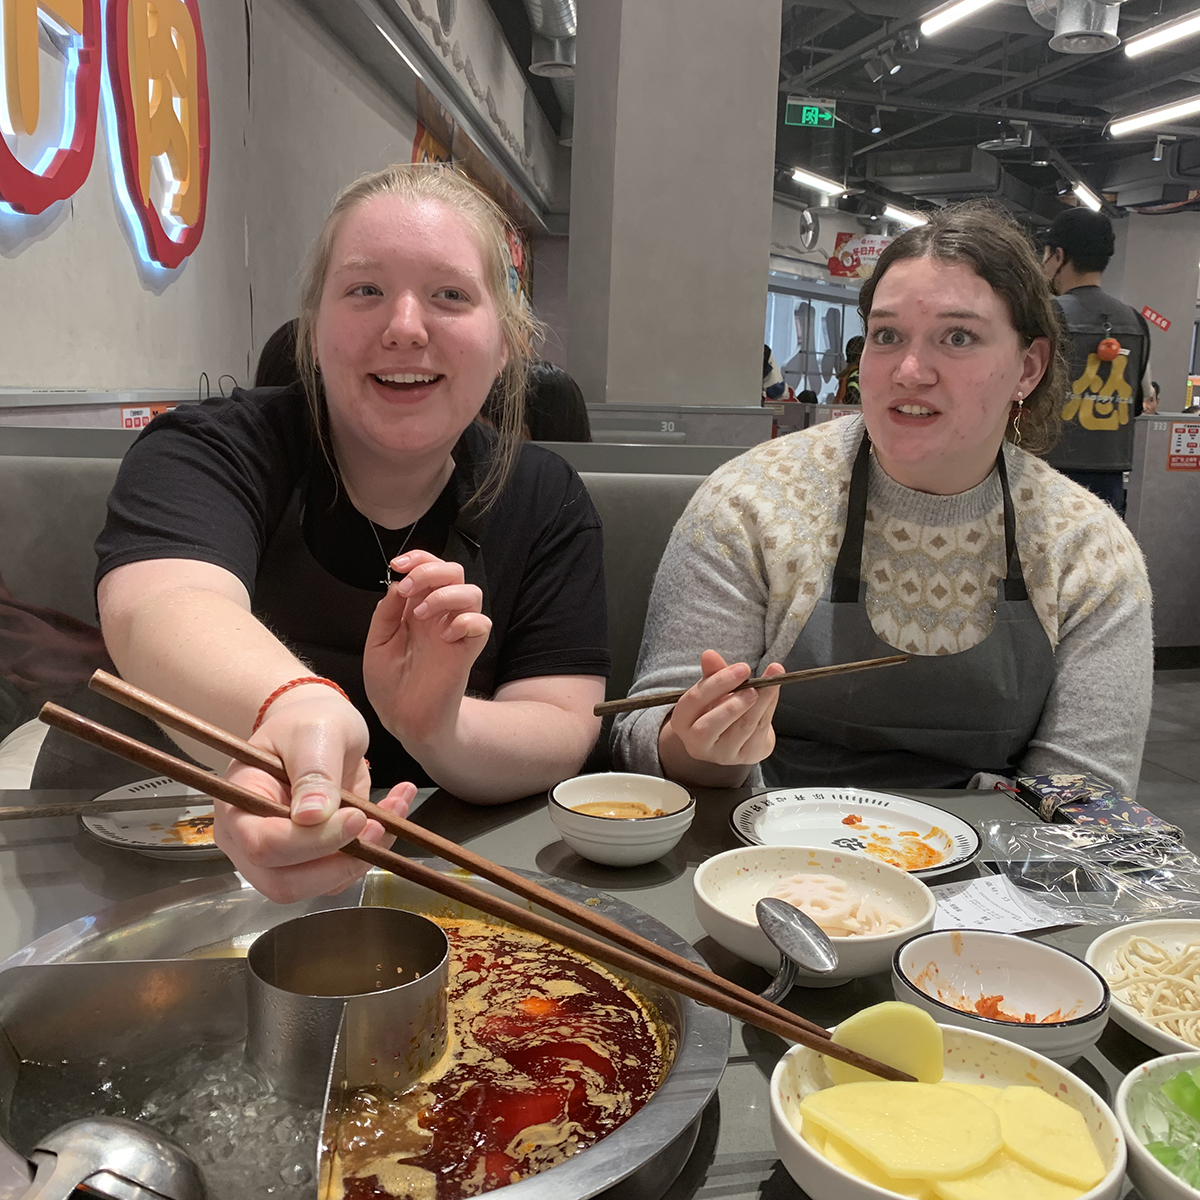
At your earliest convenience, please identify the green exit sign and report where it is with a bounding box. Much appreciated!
[786,96,836,128]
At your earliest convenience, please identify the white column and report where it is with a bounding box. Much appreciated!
[1106,211,1200,409]
[567,0,782,406]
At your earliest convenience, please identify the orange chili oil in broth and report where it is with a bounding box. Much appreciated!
[334,918,668,1200]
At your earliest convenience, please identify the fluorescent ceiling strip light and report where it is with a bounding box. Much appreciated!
[884,205,928,226]
[792,167,847,195]
[1110,92,1200,136]
[920,0,999,37]
[1125,11,1200,57]
[1073,183,1102,211]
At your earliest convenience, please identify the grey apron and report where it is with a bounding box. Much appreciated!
[765,434,1056,789]
[251,483,498,788]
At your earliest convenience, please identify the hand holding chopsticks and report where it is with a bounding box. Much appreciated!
[36,672,916,1083]
[594,653,907,717]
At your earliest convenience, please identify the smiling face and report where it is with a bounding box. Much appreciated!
[859,256,1051,495]
[313,194,507,467]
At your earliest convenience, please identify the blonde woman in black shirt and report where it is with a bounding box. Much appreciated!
[93,166,609,901]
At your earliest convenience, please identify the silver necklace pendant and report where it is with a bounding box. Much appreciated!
[366,511,418,590]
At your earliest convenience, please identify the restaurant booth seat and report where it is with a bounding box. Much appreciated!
[0,453,709,777]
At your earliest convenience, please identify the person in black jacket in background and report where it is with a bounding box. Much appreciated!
[1041,207,1152,512]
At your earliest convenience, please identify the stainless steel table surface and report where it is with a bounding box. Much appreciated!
[0,784,1155,1199]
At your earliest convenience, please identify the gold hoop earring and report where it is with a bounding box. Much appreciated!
[1012,392,1025,446]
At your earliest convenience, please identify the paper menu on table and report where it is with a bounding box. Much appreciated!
[931,874,1068,933]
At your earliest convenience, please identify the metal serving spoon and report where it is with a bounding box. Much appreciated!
[756,897,839,1004]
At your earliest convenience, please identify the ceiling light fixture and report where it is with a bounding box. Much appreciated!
[792,167,848,196]
[864,55,886,83]
[1153,136,1168,162]
[896,28,921,53]
[884,204,928,227]
[920,0,999,37]
[1124,10,1200,57]
[881,48,902,75]
[1110,92,1200,137]
[871,107,883,134]
[1073,182,1103,211]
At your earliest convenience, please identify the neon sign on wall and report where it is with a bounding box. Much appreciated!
[0,0,209,269]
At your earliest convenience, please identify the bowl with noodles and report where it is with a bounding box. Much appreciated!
[693,845,936,987]
[1086,920,1200,1055]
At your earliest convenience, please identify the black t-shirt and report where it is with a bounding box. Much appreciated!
[95,384,610,786]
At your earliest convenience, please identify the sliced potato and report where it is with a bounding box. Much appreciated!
[937,1081,1002,1108]
[800,1117,826,1154]
[825,1002,945,1086]
[993,1088,1106,1190]
[823,1133,935,1198]
[934,1152,1085,1200]
[799,1082,1001,1180]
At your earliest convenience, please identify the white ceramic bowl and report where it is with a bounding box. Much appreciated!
[692,845,936,987]
[1086,920,1200,1056]
[892,928,1110,1064]
[770,1021,1127,1200]
[548,773,695,867]
[1117,1052,1200,1200]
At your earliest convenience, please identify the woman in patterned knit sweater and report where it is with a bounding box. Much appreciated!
[613,203,1152,796]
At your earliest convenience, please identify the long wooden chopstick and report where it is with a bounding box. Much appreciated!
[40,699,913,1083]
[593,654,908,717]
[0,795,213,822]
[89,670,833,1046]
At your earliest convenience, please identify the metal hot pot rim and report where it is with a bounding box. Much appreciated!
[0,862,731,1200]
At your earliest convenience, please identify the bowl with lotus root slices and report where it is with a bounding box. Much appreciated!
[693,845,936,986]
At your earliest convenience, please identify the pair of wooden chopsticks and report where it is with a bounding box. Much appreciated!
[35,670,914,1083]
[593,654,908,717]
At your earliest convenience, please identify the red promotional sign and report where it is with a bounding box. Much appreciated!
[1142,305,1171,331]
[108,0,210,268]
[1168,421,1200,471]
[828,232,892,279]
[0,0,103,215]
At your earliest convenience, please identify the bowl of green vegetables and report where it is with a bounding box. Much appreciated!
[1118,1052,1200,1199]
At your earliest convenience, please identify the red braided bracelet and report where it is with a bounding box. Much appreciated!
[252,676,351,733]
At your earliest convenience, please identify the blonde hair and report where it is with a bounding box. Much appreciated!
[296,163,542,510]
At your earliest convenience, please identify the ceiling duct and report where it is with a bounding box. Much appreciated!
[1102,137,1200,207]
[1026,0,1125,53]
[524,0,577,77]
[864,145,1036,212]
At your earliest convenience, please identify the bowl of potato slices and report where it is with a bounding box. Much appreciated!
[770,1000,1126,1200]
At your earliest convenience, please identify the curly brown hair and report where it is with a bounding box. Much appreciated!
[857,201,1065,455]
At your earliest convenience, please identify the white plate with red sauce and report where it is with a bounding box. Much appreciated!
[729,788,980,879]
[81,776,222,861]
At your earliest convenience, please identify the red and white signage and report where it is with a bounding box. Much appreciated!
[121,402,175,430]
[1168,421,1200,471]
[1142,306,1171,331]
[828,233,893,279]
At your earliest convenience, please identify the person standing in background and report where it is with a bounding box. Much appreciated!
[834,335,864,404]
[1041,207,1152,512]
[763,345,786,401]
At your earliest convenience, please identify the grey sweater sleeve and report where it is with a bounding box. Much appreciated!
[1020,522,1153,798]
[610,488,771,776]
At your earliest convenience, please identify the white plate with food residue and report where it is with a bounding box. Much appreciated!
[729,788,980,879]
[81,776,223,860]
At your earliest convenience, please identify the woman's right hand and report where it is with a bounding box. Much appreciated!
[658,650,786,785]
[213,684,416,902]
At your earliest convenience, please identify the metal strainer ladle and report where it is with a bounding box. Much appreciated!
[19,1116,206,1200]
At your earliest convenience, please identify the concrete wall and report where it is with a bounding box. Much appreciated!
[246,0,419,368]
[1106,211,1200,409]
